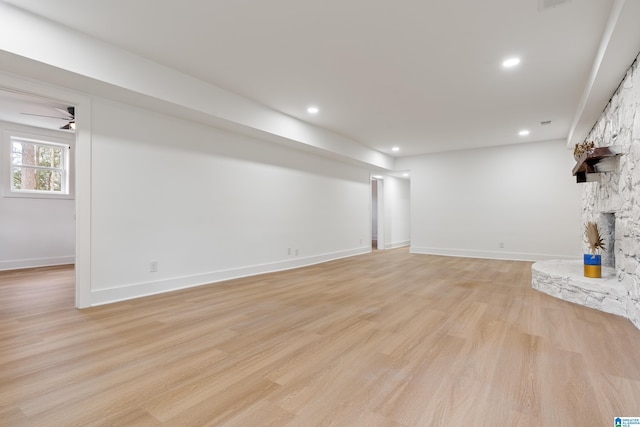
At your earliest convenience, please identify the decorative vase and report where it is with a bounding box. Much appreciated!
[584,253,602,278]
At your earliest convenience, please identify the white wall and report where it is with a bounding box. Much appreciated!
[398,139,582,261]
[0,121,75,270]
[89,98,372,304]
[382,176,410,249]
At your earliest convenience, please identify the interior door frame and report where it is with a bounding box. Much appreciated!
[371,176,384,250]
[0,72,92,308]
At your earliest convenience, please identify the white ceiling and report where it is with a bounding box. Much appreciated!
[1,0,639,157]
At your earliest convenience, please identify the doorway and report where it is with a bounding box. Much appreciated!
[371,176,384,251]
[0,73,92,308]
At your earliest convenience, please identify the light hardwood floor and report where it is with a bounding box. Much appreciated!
[2,248,640,426]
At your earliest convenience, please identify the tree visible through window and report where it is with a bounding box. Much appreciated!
[11,137,68,194]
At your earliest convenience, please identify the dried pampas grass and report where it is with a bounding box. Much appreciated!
[585,221,605,254]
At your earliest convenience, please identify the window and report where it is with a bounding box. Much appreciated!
[11,137,69,193]
[3,130,73,199]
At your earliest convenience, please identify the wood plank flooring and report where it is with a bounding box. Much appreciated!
[2,248,640,426]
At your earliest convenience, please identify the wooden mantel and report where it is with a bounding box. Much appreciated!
[572,146,621,183]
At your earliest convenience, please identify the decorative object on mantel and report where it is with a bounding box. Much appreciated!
[573,141,594,161]
[572,145,622,183]
[584,221,605,278]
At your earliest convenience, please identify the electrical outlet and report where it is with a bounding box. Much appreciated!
[150,260,158,272]
[287,248,291,255]
[499,242,504,249]
[295,249,299,256]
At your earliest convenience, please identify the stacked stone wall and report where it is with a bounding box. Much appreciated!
[584,52,640,329]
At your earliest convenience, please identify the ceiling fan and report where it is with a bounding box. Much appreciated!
[20,106,75,130]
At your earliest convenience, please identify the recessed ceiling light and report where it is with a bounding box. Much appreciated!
[307,106,319,114]
[403,173,410,177]
[392,146,400,152]
[519,129,530,136]
[502,57,521,68]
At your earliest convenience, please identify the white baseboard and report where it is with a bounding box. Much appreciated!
[409,246,580,262]
[384,241,410,249]
[0,256,75,271]
[90,247,370,306]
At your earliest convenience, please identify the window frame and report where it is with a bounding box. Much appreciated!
[2,129,74,200]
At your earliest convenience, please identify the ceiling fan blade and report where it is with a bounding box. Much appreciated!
[53,106,74,119]
[20,112,69,120]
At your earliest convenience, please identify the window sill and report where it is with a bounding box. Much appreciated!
[2,190,74,200]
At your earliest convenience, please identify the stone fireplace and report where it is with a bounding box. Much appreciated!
[531,209,625,316]
[533,52,640,330]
